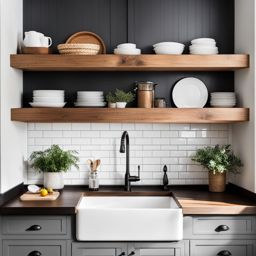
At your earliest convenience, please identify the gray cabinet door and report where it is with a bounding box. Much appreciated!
[190,240,256,256]
[72,243,126,256]
[3,240,66,256]
[129,241,189,256]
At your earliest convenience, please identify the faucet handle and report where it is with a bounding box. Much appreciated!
[130,165,141,182]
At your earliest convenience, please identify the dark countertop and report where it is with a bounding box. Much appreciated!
[0,185,256,215]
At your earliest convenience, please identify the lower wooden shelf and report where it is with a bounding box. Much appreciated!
[11,108,249,123]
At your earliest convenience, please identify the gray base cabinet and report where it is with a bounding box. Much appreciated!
[72,243,126,256]
[128,241,189,256]
[3,240,67,256]
[1,215,256,256]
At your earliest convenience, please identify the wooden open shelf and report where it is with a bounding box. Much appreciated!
[11,108,249,123]
[10,54,249,71]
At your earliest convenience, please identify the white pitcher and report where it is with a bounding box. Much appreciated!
[24,31,52,48]
[24,31,44,47]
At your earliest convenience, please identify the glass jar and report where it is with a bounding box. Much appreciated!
[89,171,99,191]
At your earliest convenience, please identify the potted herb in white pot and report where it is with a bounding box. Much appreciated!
[192,145,242,192]
[30,145,79,190]
[114,89,135,108]
[106,92,117,108]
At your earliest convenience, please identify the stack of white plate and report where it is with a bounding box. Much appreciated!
[210,92,236,107]
[75,91,106,107]
[189,38,219,55]
[114,43,141,55]
[153,42,185,55]
[30,90,66,108]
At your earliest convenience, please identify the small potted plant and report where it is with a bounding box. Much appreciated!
[192,145,242,192]
[106,92,116,108]
[114,89,135,108]
[30,145,79,189]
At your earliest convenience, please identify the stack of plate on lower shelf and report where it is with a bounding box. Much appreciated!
[57,43,100,55]
[210,92,236,107]
[75,91,106,107]
[189,38,219,55]
[30,90,66,108]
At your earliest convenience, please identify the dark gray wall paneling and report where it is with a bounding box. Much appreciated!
[23,0,234,107]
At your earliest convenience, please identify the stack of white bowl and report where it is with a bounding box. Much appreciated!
[30,90,66,108]
[189,38,219,55]
[75,91,106,107]
[114,43,141,55]
[153,42,185,55]
[210,92,236,108]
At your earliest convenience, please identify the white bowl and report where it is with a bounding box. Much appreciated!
[117,43,136,49]
[153,42,185,49]
[190,48,219,55]
[191,38,216,45]
[154,45,185,55]
[33,97,65,103]
[189,45,218,51]
[114,48,141,55]
[33,90,64,97]
[77,91,104,95]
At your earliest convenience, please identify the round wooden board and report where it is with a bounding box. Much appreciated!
[22,47,50,54]
[66,31,106,54]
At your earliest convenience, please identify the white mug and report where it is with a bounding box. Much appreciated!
[24,31,44,47]
[40,36,52,48]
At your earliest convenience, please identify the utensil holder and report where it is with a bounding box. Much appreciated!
[89,171,99,191]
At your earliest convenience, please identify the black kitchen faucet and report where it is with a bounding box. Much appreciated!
[120,131,140,191]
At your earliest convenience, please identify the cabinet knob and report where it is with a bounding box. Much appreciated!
[26,225,42,231]
[28,251,42,256]
[118,253,125,256]
[215,225,230,232]
[217,250,232,256]
[128,252,135,256]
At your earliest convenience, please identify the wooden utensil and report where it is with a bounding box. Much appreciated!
[66,31,106,54]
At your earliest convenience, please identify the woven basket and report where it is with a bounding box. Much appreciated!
[57,43,100,55]
[58,43,100,50]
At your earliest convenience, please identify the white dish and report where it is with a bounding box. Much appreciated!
[74,102,106,107]
[27,185,41,193]
[191,38,216,45]
[117,43,136,49]
[77,91,103,95]
[33,97,64,103]
[114,48,141,55]
[30,102,66,108]
[172,78,208,108]
[153,42,185,48]
[190,50,219,55]
[189,45,218,51]
[154,46,184,55]
[33,90,64,96]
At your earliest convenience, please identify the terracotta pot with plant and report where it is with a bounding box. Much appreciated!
[30,145,79,190]
[192,145,242,192]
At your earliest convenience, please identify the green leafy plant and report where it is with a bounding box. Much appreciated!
[30,145,79,173]
[106,92,116,103]
[192,144,242,174]
[114,89,135,103]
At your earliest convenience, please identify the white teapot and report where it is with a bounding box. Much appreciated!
[24,31,52,48]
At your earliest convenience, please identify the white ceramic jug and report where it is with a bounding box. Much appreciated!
[24,31,44,47]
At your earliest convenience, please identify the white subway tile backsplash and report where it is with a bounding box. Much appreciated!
[27,122,229,185]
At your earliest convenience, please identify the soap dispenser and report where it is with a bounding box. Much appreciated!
[163,165,169,191]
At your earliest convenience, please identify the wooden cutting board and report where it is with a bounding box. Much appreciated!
[20,191,60,201]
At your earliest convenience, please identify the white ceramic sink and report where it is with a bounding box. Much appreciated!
[76,195,183,241]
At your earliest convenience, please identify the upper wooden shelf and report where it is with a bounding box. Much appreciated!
[10,54,249,71]
[11,108,249,123]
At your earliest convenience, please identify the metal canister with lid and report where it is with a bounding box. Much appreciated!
[135,81,157,108]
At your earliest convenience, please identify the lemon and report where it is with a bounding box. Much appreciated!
[47,188,54,194]
[40,188,48,197]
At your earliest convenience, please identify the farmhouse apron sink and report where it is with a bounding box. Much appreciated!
[76,194,183,241]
